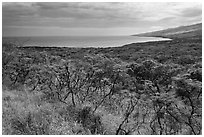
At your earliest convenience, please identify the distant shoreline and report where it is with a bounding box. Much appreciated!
[2,36,171,48]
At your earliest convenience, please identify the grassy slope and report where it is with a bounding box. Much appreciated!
[133,23,202,39]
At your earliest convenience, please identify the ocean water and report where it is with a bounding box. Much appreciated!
[2,36,170,48]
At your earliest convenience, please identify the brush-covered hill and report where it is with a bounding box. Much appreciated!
[133,23,202,39]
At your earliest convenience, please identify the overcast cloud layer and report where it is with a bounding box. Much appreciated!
[2,2,202,36]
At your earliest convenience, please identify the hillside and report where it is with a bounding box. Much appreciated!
[2,22,202,135]
[133,23,202,39]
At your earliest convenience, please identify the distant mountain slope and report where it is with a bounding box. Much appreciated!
[134,23,202,39]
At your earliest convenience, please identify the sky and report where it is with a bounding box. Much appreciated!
[2,2,202,36]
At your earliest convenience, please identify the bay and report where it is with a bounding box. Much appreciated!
[3,36,171,48]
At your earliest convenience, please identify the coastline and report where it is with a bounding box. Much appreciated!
[2,35,171,49]
[10,35,200,65]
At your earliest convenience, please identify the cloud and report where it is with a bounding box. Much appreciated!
[3,2,142,28]
[33,2,69,9]
[181,8,202,17]
[3,2,36,16]
[2,2,202,36]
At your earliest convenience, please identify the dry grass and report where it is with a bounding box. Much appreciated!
[2,88,113,135]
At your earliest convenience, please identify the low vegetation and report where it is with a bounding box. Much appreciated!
[2,33,202,135]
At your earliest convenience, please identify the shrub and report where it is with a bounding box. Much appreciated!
[76,106,104,134]
[11,112,50,135]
